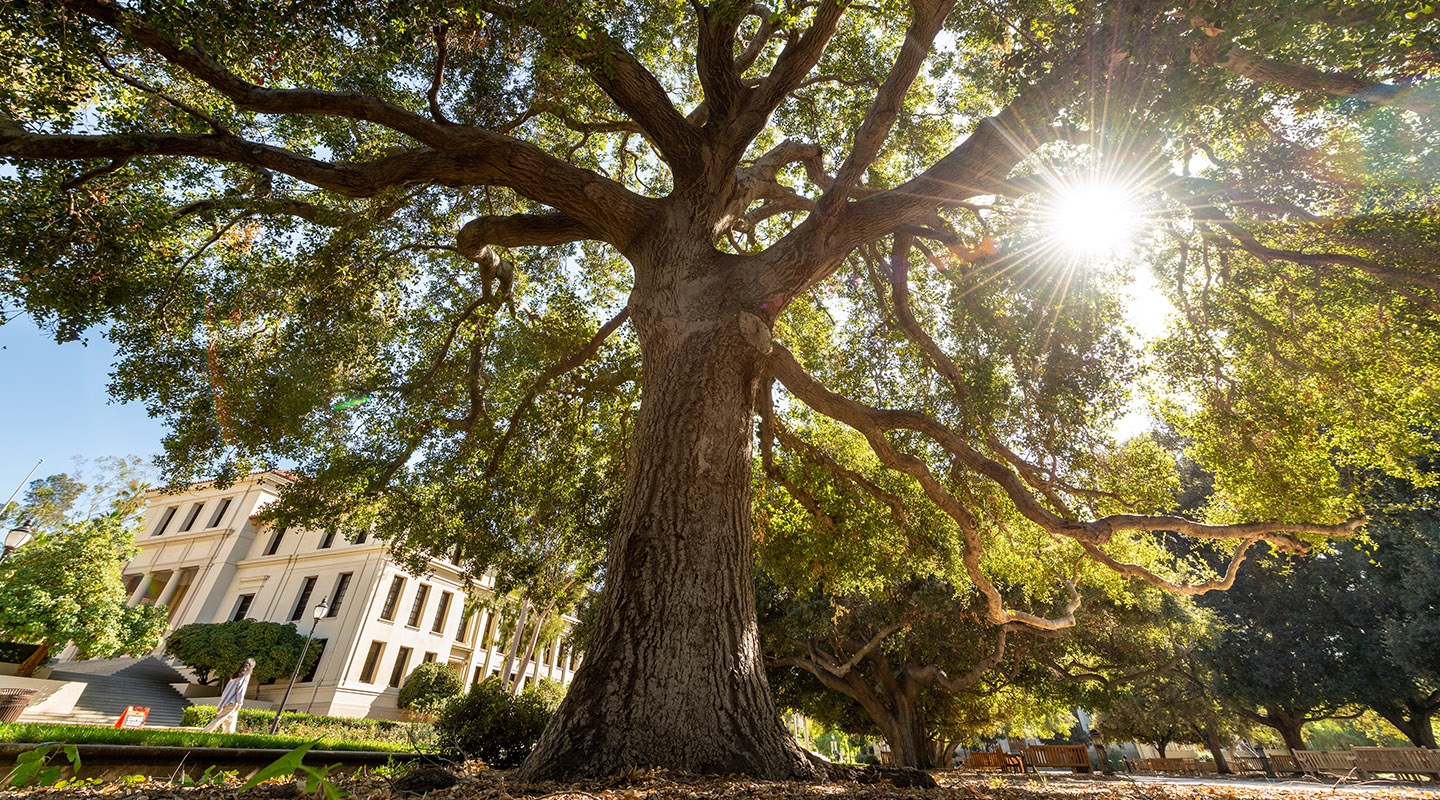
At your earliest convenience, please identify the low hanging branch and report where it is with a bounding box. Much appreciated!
[764,343,1365,628]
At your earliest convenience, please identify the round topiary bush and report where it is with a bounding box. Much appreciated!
[397,661,465,716]
[434,678,553,767]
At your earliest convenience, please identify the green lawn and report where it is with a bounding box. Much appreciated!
[0,722,410,752]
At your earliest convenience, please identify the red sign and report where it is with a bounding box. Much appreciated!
[114,706,150,728]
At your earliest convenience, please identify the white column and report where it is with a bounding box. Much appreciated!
[127,573,154,606]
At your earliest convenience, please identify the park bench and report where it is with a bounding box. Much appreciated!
[1131,757,1197,774]
[962,751,1026,773]
[1352,747,1440,781]
[1293,750,1356,777]
[1263,750,1301,774]
[1024,745,1092,773]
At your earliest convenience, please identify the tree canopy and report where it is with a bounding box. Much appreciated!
[164,618,324,686]
[3,0,1438,780]
[0,504,168,677]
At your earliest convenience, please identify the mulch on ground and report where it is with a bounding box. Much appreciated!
[3,766,1434,800]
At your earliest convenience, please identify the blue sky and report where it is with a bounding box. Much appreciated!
[0,317,168,504]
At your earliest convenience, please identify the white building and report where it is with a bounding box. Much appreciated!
[103,470,580,719]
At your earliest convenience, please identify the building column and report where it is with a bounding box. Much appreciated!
[153,571,181,607]
[127,573,154,606]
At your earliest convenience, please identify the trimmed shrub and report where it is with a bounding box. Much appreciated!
[166,619,320,685]
[398,661,464,715]
[180,706,425,746]
[434,678,554,767]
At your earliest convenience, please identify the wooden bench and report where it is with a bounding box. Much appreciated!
[1294,750,1357,777]
[962,751,1026,773]
[1024,745,1092,773]
[1353,747,1440,781]
[1131,757,1197,774]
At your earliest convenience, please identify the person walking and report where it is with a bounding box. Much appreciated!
[203,658,255,733]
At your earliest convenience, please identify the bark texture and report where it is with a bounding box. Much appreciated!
[516,238,817,781]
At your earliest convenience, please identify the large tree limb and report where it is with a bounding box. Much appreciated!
[723,0,850,164]
[478,1,704,177]
[909,625,1013,693]
[819,0,958,212]
[41,0,653,246]
[1198,39,1437,117]
[765,343,1364,623]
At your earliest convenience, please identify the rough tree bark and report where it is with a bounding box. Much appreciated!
[515,233,818,781]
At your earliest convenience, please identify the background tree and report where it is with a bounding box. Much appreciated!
[1,456,149,532]
[0,508,168,676]
[165,618,323,688]
[4,0,1437,780]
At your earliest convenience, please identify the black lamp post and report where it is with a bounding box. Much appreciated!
[270,596,328,734]
[3,523,32,559]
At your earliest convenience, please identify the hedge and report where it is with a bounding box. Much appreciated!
[181,706,429,747]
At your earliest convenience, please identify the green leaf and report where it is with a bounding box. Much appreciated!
[239,741,316,790]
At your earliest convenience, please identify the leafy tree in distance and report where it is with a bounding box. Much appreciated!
[165,619,323,687]
[3,0,1437,779]
[0,510,168,676]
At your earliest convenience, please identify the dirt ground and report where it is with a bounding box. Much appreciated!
[6,765,1437,800]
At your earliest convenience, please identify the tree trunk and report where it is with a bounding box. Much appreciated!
[497,600,528,691]
[1154,738,1169,759]
[1202,726,1231,774]
[1372,698,1439,749]
[516,268,817,781]
[1269,709,1308,752]
[13,641,49,678]
[877,692,930,769]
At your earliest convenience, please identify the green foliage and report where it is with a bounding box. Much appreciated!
[0,509,168,672]
[166,619,321,685]
[0,721,413,753]
[5,742,78,788]
[176,707,420,747]
[396,661,464,714]
[0,457,149,532]
[433,678,554,767]
[241,741,348,800]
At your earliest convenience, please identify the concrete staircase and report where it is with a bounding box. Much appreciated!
[19,656,193,727]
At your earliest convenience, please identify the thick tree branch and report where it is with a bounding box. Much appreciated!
[1198,39,1437,117]
[479,1,704,176]
[723,0,849,162]
[765,343,1364,622]
[457,212,597,255]
[819,0,957,212]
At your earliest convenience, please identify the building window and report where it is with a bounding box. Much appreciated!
[379,576,405,621]
[481,613,497,648]
[263,528,287,556]
[291,576,317,621]
[455,609,473,642]
[388,646,412,688]
[207,497,232,528]
[232,594,255,621]
[355,528,369,544]
[318,530,336,549]
[472,666,483,686]
[152,506,178,536]
[406,584,431,628]
[300,639,326,683]
[178,503,204,532]
[432,591,452,634]
[327,573,352,617]
[359,641,385,683]
[423,651,437,663]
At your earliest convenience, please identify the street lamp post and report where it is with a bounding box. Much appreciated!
[3,523,33,559]
[270,597,328,734]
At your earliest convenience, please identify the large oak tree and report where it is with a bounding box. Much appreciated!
[3,0,1437,780]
